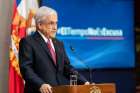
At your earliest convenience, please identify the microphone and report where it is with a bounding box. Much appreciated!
[69,45,93,83]
[70,46,75,52]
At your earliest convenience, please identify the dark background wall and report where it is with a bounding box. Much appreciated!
[135,0,140,93]
[79,69,135,93]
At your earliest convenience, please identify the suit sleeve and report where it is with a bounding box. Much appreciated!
[19,38,45,89]
[61,42,88,84]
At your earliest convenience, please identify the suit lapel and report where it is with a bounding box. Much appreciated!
[52,38,63,70]
[33,32,57,67]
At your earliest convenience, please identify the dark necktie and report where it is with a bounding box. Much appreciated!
[47,39,56,65]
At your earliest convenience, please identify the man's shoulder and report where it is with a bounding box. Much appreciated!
[21,31,38,40]
[20,32,37,44]
[52,38,63,45]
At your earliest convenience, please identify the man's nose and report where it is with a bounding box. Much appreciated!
[53,24,57,30]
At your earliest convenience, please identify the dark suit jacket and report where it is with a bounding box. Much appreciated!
[19,31,87,93]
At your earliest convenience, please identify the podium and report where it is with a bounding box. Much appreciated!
[53,83,116,93]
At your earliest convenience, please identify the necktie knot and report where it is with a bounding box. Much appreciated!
[47,39,56,65]
[47,39,52,49]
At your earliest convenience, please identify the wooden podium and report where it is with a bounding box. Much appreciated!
[52,83,116,93]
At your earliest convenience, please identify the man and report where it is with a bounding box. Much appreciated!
[19,6,90,93]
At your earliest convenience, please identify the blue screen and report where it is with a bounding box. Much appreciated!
[40,0,135,69]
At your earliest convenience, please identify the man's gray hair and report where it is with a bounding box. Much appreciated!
[34,6,57,24]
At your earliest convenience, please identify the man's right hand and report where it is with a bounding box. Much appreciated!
[39,84,52,93]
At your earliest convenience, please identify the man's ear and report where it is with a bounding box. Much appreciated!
[37,23,42,30]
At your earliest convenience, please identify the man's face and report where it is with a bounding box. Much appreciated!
[38,13,58,38]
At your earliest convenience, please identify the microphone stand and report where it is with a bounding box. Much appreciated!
[70,46,93,83]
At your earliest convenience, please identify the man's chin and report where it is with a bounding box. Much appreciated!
[50,35,56,39]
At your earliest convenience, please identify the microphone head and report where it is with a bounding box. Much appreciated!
[70,45,75,52]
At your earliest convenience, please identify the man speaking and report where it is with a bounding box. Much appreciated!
[19,6,89,93]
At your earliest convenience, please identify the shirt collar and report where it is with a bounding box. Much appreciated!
[37,31,55,51]
[38,31,48,43]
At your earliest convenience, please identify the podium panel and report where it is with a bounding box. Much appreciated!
[53,83,116,93]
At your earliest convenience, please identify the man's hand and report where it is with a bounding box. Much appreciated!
[84,81,90,85]
[39,84,52,93]
[84,81,95,85]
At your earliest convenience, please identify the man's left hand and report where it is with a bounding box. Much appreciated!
[84,82,90,85]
